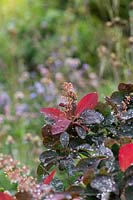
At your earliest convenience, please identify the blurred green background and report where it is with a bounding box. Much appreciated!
[0,0,132,173]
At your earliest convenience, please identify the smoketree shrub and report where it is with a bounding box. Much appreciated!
[39,82,133,200]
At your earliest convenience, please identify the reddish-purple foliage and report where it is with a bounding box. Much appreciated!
[41,92,98,135]
[75,92,98,115]
[0,192,14,200]
[43,169,56,185]
[119,143,133,172]
[40,108,65,120]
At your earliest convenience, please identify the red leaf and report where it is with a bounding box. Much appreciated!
[40,108,65,121]
[0,192,14,200]
[75,92,98,115]
[43,169,56,185]
[52,118,71,135]
[119,143,133,172]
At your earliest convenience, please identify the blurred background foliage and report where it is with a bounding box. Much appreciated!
[0,0,132,174]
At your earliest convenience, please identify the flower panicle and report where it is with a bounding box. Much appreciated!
[61,82,77,118]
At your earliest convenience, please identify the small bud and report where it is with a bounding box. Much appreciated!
[14,91,24,99]
[129,37,133,47]
[106,21,113,27]
[32,136,41,146]
[24,133,33,142]
[110,53,117,61]
[97,45,108,58]
[6,136,15,145]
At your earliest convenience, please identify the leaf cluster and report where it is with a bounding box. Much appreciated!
[38,83,133,200]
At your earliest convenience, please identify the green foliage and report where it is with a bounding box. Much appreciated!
[74,17,103,65]
[90,0,131,19]
[0,0,131,79]
[0,170,17,193]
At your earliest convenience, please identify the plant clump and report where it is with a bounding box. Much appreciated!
[38,82,133,200]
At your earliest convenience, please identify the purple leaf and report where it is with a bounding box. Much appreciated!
[75,93,98,115]
[119,143,133,172]
[40,108,65,121]
[52,118,71,135]
[0,193,14,200]
[43,169,56,185]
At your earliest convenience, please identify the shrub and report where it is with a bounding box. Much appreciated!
[39,82,133,200]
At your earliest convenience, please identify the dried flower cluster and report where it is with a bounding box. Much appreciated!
[105,83,132,121]
[0,154,51,200]
[61,82,77,119]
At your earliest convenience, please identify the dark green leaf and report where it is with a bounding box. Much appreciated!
[109,192,120,200]
[67,185,85,197]
[110,91,124,105]
[60,132,69,148]
[51,178,64,192]
[96,102,111,117]
[121,109,133,120]
[59,158,75,175]
[69,137,86,149]
[81,109,104,125]
[124,186,133,200]
[39,150,58,167]
[119,119,133,137]
[76,144,93,151]
[77,158,102,172]
[111,143,120,158]
[125,165,133,178]
[96,145,114,158]
[76,144,95,157]
[85,185,99,197]
[91,175,117,193]
[75,126,87,139]
[37,163,45,176]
